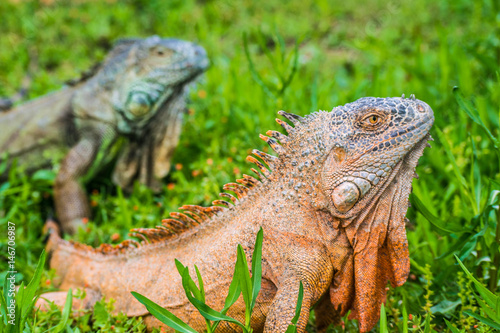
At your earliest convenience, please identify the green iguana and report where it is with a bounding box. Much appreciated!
[0,36,209,234]
[39,95,434,332]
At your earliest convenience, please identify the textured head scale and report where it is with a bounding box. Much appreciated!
[95,35,209,128]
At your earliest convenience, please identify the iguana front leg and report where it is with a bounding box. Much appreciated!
[264,249,334,333]
[54,125,116,234]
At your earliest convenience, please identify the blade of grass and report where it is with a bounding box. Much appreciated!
[455,255,498,308]
[250,227,263,309]
[131,291,198,333]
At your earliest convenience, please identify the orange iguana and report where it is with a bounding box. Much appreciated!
[40,95,434,332]
[0,36,208,234]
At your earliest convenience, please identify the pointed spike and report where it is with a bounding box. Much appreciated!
[410,94,416,100]
[428,135,434,141]
[219,192,237,203]
[414,172,419,179]
[224,183,249,198]
[275,118,294,133]
[401,93,405,99]
[212,199,232,208]
[246,156,271,178]
[243,174,260,185]
[252,149,278,170]
[180,205,211,220]
[161,218,186,232]
[266,130,288,144]
[182,210,204,224]
[250,167,265,180]
[206,206,225,214]
[170,212,198,226]
[278,110,303,125]
[260,133,286,155]
[129,232,149,243]
[236,178,252,188]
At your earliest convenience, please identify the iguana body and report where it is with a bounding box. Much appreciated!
[0,36,209,233]
[40,96,434,332]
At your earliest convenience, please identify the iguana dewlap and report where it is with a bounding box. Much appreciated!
[0,36,209,234]
[40,96,434,332]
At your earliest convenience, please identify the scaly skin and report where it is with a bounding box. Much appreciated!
[0,36,209,234]
[40,95,434,332]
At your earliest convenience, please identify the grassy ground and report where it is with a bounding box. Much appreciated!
[0,0,499,331]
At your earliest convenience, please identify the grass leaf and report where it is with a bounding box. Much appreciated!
[250,227,263,309]
[131,291,198,333]
[379,303,388,333]
[455,255,498,308]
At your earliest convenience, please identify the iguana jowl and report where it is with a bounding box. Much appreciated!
[40,95,434,332]
[0,36,209,234]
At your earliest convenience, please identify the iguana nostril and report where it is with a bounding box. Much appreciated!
[332,182,360,213]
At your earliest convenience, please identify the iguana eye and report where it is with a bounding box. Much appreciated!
[368,115,379,124]
[153,47,173,57]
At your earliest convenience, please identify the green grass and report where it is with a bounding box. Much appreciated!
[1,0,500,331]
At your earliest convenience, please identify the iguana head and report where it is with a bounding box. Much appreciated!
[107,36,209,129]
[255,95,433,332]
[319,95,433,218]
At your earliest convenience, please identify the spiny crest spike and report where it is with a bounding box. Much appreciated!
[401,93,405,99]
[212,199,231,208]
[180,205,213,218]
[247,156,271,178]
[260,133,286,154]
[266,130,288,144]
[277,110,304,125]
[250,168,265,181]
[275,118,293,133]
[170,212,198,226]
[219,192,237,203]
[236,174,260,188]
[182,211,204,224]
[223,183,249,199]
[252,149,278,170]
[410,94,416,100]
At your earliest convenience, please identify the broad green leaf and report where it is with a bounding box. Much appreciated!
[194,265,205,303]
[474,294,500,323]
[291,281,303,325]
[379,303,388,333]
[401,303,408,333]
[410,194,462,234]
[221,265,242,315]
[437,233,473,259]
[179,268,245,330]
[51,289,73,333]
[131,291,198,333]
[455,255,498,309]
[188,297,245,330]
[176,260,202,302]
[236,244,252,311]
[21,250,46,316]
[464,310,500,330]
[251,227,263,309]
